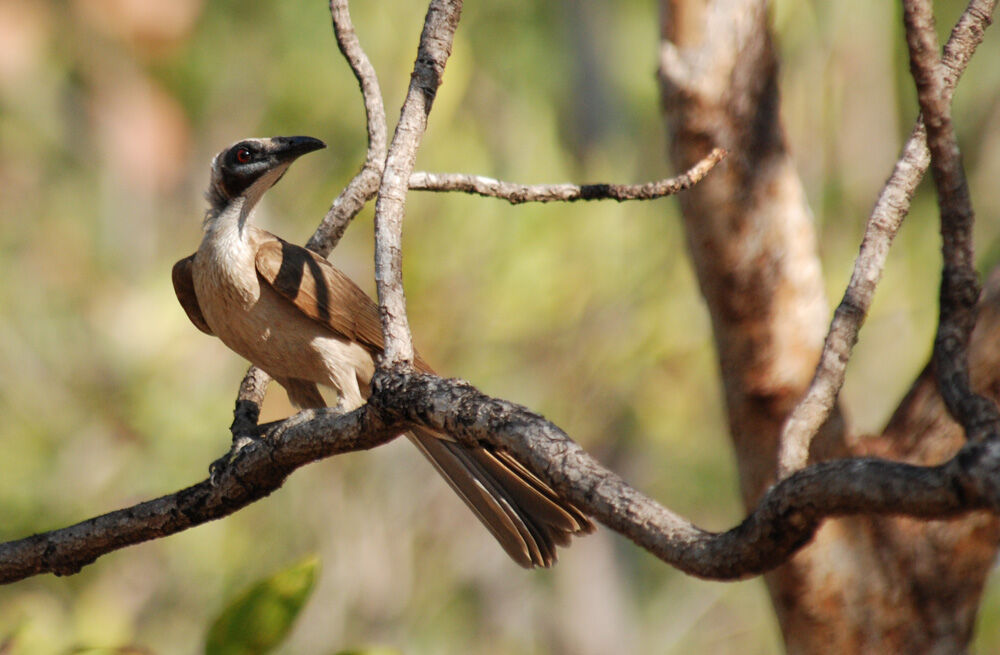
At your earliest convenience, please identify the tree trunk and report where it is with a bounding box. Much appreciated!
[658,1,1000,651]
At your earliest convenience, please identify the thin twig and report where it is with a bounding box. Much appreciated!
[373,0,463,366]
[408,147,726,204]
[306,0,389,256]
[777,0,997,477]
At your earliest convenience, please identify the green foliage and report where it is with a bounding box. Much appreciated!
[205,556,318,655]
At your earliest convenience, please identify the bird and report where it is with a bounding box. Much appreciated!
[172,136,594,567]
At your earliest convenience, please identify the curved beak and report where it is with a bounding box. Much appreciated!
[269,136,326,163]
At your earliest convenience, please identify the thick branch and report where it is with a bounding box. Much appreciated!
[777,0,997,476]
[8,368,1000,584]
[373,0,463,366]
[372,371,1000,579]
[904,0,1000,449]
[0,406,394,584]
[408,147,726,204]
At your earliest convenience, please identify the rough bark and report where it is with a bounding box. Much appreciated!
[659,0,1000,651]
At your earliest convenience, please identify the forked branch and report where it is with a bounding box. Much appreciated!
[232,0,389,424]
[777,0,997,476]
[904,0,1000,444]
[903,0,1000,509]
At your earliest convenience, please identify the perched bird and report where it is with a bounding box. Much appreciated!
[172,136,593,567]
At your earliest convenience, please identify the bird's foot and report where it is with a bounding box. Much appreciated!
[209,434,261,486]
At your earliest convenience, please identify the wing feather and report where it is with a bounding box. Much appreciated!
[254,235,386,352]
[172,254,214,335]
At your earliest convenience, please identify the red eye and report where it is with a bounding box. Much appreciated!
[235,147,251,164]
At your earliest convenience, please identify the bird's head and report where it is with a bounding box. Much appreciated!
[205,136,326,220]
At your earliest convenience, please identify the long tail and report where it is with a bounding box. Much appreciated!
[280,376,594,566]
[408,426,594,567]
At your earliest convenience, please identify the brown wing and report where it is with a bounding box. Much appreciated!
[172,254,214,335]
[253,234,388,354]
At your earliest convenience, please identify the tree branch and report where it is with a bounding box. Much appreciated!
[230,0,390,431]
[373,0,463,366]
[904,0,1000,449]
[407,147,726,204]
[8,364,1000,584]
[777,0,997,476]
[306,0,389,257]
[370,370,1000,580]
[0,405,395,584]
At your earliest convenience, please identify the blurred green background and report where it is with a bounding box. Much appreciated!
[1,0,999,653]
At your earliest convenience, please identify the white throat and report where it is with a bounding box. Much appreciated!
[204,196,250,238]
[202,162,292,239]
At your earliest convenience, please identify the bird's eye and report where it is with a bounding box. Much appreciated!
[235,147,252,164]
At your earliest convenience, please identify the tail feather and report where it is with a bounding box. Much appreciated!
[409,426,593,568]
[408,428,538,566]
[278,377,594,567]
[440,441,555,564]
[491,450,594,535]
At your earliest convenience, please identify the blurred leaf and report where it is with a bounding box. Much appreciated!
[204,555,318,655]
[332,649,402,655]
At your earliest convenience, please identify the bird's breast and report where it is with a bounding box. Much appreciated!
[189,237,374,391]
[191,233,271,354]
